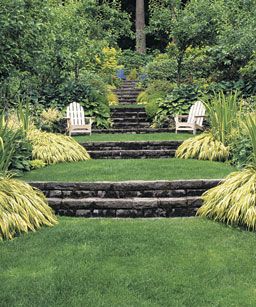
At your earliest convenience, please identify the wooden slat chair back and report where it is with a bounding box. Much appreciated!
[66,102,93,136]
[175,101,206,135]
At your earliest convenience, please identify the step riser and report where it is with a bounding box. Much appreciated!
[47,198,201,218]
[111,114,146,117]
[46,189,205,199]
[112,124,150,129]
[85,145,179,150]
[88,151,176,159]
[115,92,141,96]
[82,141,182,150]
[118,98,137,101]
[31,180,219,197]
[118,101,137,104]
[112,118,148,122]
[92,128,175,134]
[111,108,145,112]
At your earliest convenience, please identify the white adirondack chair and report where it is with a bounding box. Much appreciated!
[175,101,206,135]
[66,102,93,136]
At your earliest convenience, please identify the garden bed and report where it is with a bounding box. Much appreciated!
[1,217,256,306]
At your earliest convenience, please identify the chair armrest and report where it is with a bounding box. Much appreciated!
[194,115,207,118]
[177,115,189,118]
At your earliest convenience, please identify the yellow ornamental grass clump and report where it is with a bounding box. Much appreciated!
[107,91,119,106]
[41,108,61,124]
[197,167,256,229]
[27,129,90,164]
[137,91,149,105]
[176,132,229,161]
[107,85,119,106]
[0,177,57,240]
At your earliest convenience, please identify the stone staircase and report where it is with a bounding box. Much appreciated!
[93,106,175,134]
[80,140,182,159]
[111,106,150,129]
[31,180,220,218]
[114,80,141,105]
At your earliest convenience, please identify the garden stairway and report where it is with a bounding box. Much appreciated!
[114,80,141,105]
[80,140,182,159]
[93,106,175,134]
[31,180,220,218]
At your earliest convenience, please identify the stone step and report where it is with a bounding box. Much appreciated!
[118,95,137,102]
[115,92,141,96]
[31,180,221,199]
[118,102,138,105]
[30,180,221,217]
[117,97,139,102]
[112,118,147,123]
[115,90,141,95]
[47,197,202,218]
[81,141,182,151]
[92,128,175,134]
[111,109,146,114]
[112,123,150,128]
[111,107,145,112]
[120,83,138,87]
[88,149,176,159]
[111,115,148,121]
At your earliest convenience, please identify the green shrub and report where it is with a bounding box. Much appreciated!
[29,159,46,170]
[118,50,152,75]
[145,99,160,120]
[137,80,175,106]
[127,68,138,81]
[145,80,175,96]
[153,84,198,127]
[144,53,177,82]
[40,72,111,128]
[230,133,253,168]
[0,115,32,173]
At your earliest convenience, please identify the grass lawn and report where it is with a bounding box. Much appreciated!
[22,158,235,182]
[74,132,192,143]
[1,217,256,306]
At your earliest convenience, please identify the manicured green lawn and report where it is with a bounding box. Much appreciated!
[74,132,192,142]
[1,217,256,306]
[22,158,235,182]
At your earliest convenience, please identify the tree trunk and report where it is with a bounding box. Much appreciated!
[136,0,146,54]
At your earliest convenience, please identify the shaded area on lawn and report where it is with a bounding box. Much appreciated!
[1,218,256,307]
[74,132,192,143]
[22,158,235,182]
